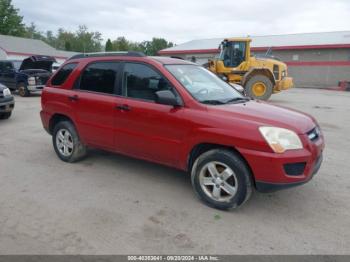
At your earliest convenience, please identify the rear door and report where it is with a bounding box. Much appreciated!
[114,62,189,167]
[69,61,120,150]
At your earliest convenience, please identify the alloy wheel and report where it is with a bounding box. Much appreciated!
[55,129,74,157]
[199,161,238,202]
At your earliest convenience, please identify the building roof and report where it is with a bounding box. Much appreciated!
[159,31,350,55]
[0,34,78,59]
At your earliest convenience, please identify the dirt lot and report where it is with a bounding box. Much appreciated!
[0,88,349,255]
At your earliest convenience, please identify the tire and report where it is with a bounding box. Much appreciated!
[18,83,30,97]
[191,149,253,210]
[245,75,273,100]
[52,120,87,163]
[0,112,12,120]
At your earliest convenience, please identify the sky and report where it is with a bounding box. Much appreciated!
[13,0,350,44]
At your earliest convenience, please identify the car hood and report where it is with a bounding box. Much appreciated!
[206,100,316,134]
[19,55,56,71]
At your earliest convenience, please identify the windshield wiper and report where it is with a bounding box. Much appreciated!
[200,99,226,105]
[224,97,251,104]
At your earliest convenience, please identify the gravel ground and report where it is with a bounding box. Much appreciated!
[0,88,349,255]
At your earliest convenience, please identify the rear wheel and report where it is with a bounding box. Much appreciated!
[245,75,273,100]
[52,121,87,162]
[0,112,12,119]
[18,83,30,97]
[191,149,252,210]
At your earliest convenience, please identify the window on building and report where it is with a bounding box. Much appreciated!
[79,62,119,94]
[123,63,172,102]
[292,54,299,61]
[51,63,77,86]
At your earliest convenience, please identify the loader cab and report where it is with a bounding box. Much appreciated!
[219,39,251,68]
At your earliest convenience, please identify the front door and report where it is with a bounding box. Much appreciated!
[114,62,189,167]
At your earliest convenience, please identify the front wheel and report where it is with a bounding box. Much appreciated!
[191,149,253,210]
[245,75,273,100]
[52,121,87,162]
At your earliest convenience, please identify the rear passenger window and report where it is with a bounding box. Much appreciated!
[123,63,172,102]
[79,62,119,94]
[51,63,77,86]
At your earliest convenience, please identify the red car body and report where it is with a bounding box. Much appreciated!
[40,54,324,192]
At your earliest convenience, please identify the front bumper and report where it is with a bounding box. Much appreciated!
[27,85,45,92]
[238,131,325,193]
[255,154,323,192]
[0,96,15,113]
[275,77,293,91]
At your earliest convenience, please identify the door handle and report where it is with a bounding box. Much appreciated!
[115,104,131,111]
[68,95,79,102]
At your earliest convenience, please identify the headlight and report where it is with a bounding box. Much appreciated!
[28,77,36,86]
[259,126,303,153]
[3,88,11,97]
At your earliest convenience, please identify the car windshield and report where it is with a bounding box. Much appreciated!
[165,64,245,104]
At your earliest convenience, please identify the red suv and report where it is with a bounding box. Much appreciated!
[40,52,324,209]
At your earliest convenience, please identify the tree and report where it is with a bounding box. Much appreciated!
[105,39,113,51]
[64,41,72,51]
[112,36,130,51]
[24,22,45,40]
[142,38,174,56]
[0,0,25,36]
[45,30,57,48]
[50,25,102,52]
[55,28,75,51]
[72,25,102,52]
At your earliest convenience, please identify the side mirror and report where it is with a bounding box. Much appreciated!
[155,90,182,107]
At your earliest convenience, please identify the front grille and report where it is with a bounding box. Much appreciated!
[273,64,280,80]
[307,127,320,142]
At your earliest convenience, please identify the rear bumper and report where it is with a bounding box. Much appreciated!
[238,133,325,192]
[0,97,15,113]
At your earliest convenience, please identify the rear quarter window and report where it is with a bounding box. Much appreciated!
[51,63,77,86]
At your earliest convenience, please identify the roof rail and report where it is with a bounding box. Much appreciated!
[68,51,146,60]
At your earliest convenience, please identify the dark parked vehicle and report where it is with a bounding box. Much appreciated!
[0,55,56,97]
[40,52,324,210]
[0,83,14,119]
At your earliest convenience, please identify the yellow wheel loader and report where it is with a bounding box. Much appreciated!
[208,38,293,100]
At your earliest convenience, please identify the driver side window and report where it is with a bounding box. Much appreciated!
[122,63,173,102]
